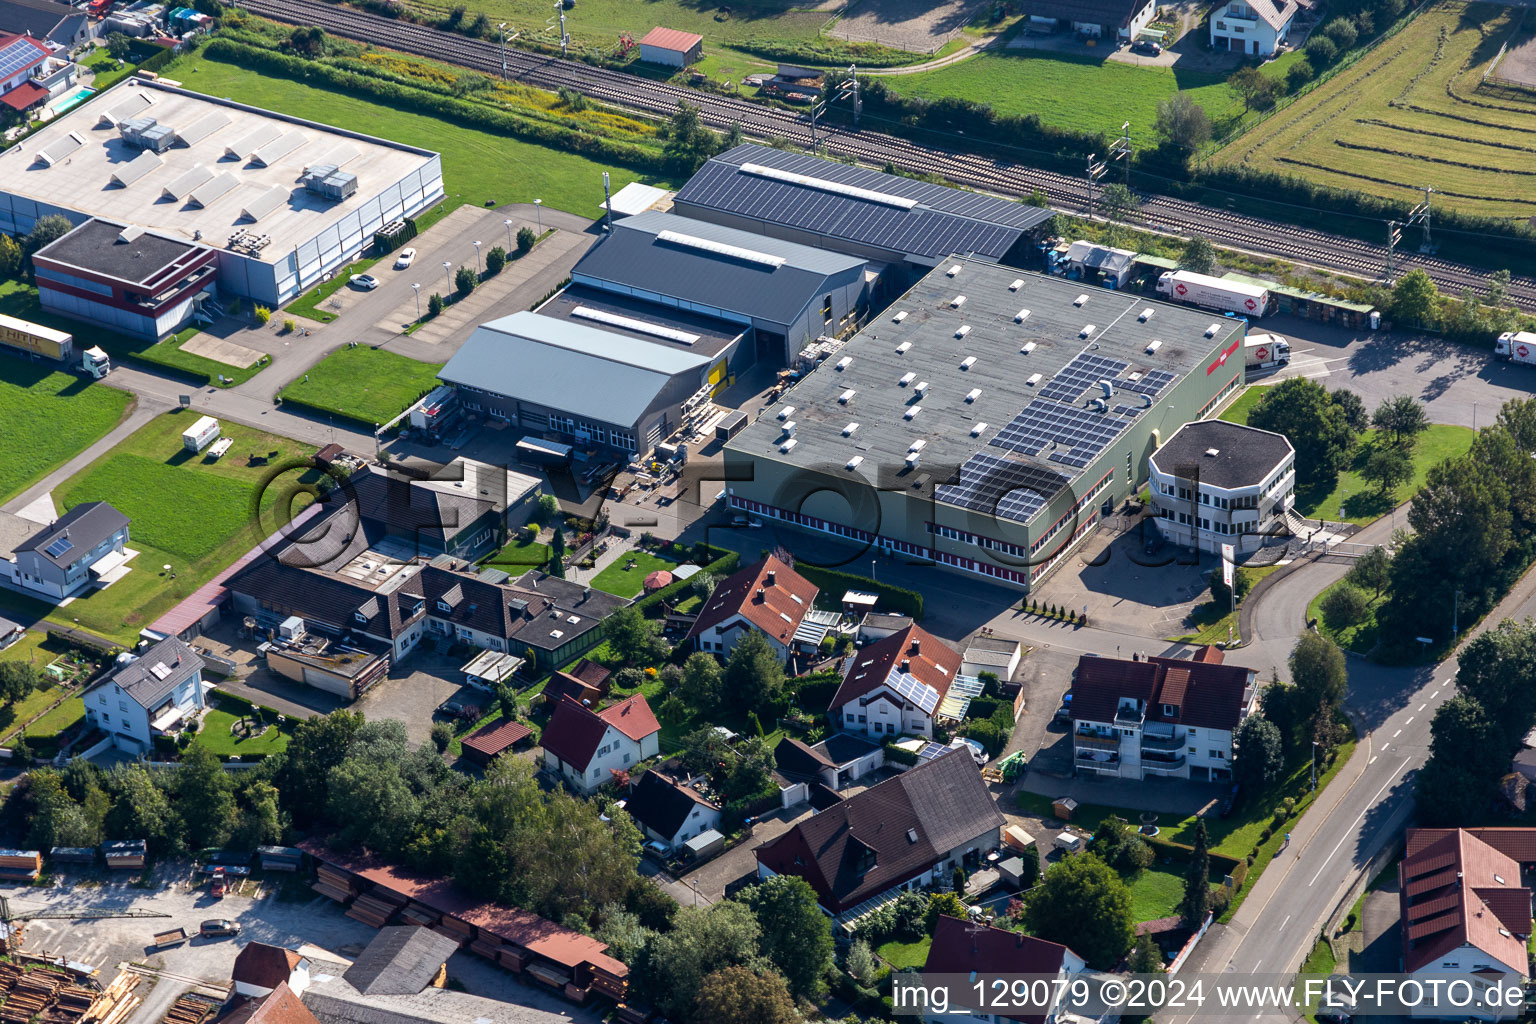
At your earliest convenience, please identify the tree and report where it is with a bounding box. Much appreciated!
[274,710,365,827]
[0,234,21,279]
[724,630,784,713]
[1390,269,1439,327]
[1182,818,1210,928]
[1091,816,1153,873]
[176,743,237,848]
[693,967,798,1024]
[428,292,445,316]
[1128,933,1165,973]
[1290,632,1347,715]
[1233,715,1283,790]
[1286,57,1315,92]
[1331,389,1369,433]
[104,764,179,850]
[745,875,833,998]
[1207,565,1253,608]
[1453,621,1536,751]
[548,526,566,579]
[1026,855,1135,969]
[1248,378,1358,492]
[536,493,560,522]
[633,901,766,1020]
[517,226,536,253]
[925,892,968,934]
[1180,236,1216,275]
[1372,394,1428,446]
[430,721,454,753]
[24,769,97,850]
[228,778,285,850]
[594,905,653,965]
[1228,66,1277,111]
[1153,94,1211,154]
[23,215,73,278]
[1099,182,1135,224]
[106,31,132,58]
[1320,584,1368,627]
[1346,544,1393,599]
[1417,696,1505,825]
[1322,16,1358,49]
[1361,443,1412,496]
[677,652,724,715]
[484,246,507,274]
[454,264,477,295]
[662,101,723,174]
[1304,33,1338,67]
[603,605,668,666]
[1488,269,1512,308]
[845,938,877,984]
[0,662,40,706]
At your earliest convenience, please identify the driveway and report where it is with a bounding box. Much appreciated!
[673,803,815,903]
[356,646,489,746]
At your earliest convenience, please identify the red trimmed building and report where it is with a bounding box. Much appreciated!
[637,27,702,67]
[34,218,218,340]
[0,33,52,116]
[539,693,660,795]
[684,554,819,661]
[830,623,963,740]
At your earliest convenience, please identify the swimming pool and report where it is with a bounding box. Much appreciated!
[52,86,96,114]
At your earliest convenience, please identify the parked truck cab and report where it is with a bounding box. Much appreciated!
[80,346,110,379]
[1244,333,1290,370]
[1495,331,1536,364]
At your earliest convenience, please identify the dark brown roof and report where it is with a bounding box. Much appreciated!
[336,465,498,549]
[829,624,962,717]
[544,671,603,708]
[685,555,818,647]
[459,718,532,759]
[754,748,1002,913]
[568,658,611,688]
[1407,827,1536,864]
[539,694,658,772]
[1400,829,1531,974]
[1070,654,1253,732]
[626,771,719,839]
[924,916,1078,1024]
[1023,0,1152,27]
[226,557,424,642]
[775,736,836,779]
[233,943,305,990]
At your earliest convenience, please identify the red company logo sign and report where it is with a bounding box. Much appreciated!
[1175,283,1188,295]
[1256,346,1269,361]
[1520,344,1530,359]
[1245,298,1257,310]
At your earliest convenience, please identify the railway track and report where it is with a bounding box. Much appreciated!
[233,0,1536,310]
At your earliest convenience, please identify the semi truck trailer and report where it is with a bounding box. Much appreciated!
[0,313,111,378]
[1157,271,1270,317]
[1495,331,1536,366]
[1244,333,1291,370]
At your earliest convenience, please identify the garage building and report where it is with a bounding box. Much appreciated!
[1024,0,1157,39]
[0,79,443,306]
[723,258,1248,591]
[567,211,870,366]
[637,26,703,67]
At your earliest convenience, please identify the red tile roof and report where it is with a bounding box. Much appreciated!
[540,693,658,771]
[829,624,961,717]
[1408,827,1536,864]
[233,943,305,990]
[1069,654,1253,732]
[923,916,1078,1024]
[220,984,320,1024]
[0,81,46,112]
[639,26,703,51]
[459,718,532,759]
[1399,828,1531,975]
[600,692,660,742]
[685,555,818,647]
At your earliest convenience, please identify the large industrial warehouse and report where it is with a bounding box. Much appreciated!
[723,259,1249,590]
[0,78,443,305]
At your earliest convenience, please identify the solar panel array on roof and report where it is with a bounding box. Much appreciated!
[935,452,1069,525]
[1112,403,1145,418]
[1119,369,1176,396]
[43,536,73,559]
[1037,353,1129,403]
[886,668,940,714]
[109,150,161,187]
[991,401,1134,468]
[0,37,41,78]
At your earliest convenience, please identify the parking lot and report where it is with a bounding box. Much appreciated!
[356,646,490,746]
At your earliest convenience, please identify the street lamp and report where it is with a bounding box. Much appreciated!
[498,22,507,79]
[503,218,513,250]
[473,240,482,275]
[442,260,452,291]
[534,198,543,233]
[411,283,420,320]
[1310,740,1320,791]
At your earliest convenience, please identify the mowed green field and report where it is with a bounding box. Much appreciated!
[881,49,1291,145]
[161,54,674,217]
[278,346,445,428]
[0,356,131,506]
[1214,1,1536,220]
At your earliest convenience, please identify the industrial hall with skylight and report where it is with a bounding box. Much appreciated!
[722,258,1251,591]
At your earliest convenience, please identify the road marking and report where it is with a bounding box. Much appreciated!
[1369,755,1378,765]
[1310,757,1412,887]
[1392,729,1401,738]
[1418,703,1426,711]
[1431,690,1440,699]
[1406,716,1414,725]
[1280,915,1291,930]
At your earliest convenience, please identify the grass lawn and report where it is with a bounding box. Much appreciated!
[193,705,292,756]
[1221,387,1476,525]
[0,633,93,742]
[83,56,140,93]
[0,352,131,506]
[162,54,675,219]
[1172,565,1281,645]
[285,258,380,325]
[875,936,932,970]
[23,409,320,644]
[482,533,554,570]
[590,550,680,599]
[1308,579,1383,655]
[25,696,83,741]
[1126,864,1187,922]
[277,346,444,429]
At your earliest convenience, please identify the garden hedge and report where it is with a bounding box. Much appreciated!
[793,563,924,620]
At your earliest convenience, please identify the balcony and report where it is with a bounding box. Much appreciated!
[1143,750,1186,769]
[1143,757,1187,775]
[1141,731,1186,752]
[1077,751,1120,774]
[1115,705,1144,726]
[1075,732,1119,751]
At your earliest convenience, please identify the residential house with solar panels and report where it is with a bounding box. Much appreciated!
[722,258,1250,592]
[1148,419,1296,555]
[6,501,131,601]
[829,623,972,740]
[84,635,207,754]
[564,210,871,366]
[0,29,75,116]
[671,144,1052,287]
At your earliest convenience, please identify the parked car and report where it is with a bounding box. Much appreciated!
[200,919,241,938]
[349,274,379,290]
[435,699,466,718]
[394,247,417,269]
[1219,782,1241,818]
[1132,38,1161,55]
[1054,703,1073,723]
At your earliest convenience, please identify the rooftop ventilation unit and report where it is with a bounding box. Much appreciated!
[1080,325,1096,338]
[899,372,916,386]
[780,438,798,454]
[656,228,787,267]
[738,161,919,209]
[1139,308,1154,322]
[951,295,966,308]
[1074,294,1088,307]
[946,264,962,277]
[778,405,795,419]
[896,341,911,354]
[846,455,863,470]
[1205,448,1221,457]
[302,163,358,201]
[905,451,921,469]
[1015,309,1031,324]
[843,422,859,436]
[1205,323,1220,338]
[904,405,922,420]
[1090,398,1107,413]
[1020,340,1036,354]
[782,421,797,435]
[120,116,176,154]
[971,421,987,436]
[1026,372,1042,386]
[1009,279,1024,291]
[839,388,856,404]
[571,306,699,344]
[908,439,926,454]
[913,380,929,396]
[893,310,908,323]
[1146,339,1163,354]
[836,356,852,371]
[1098,380,1114,399]
[955,324,971,339]
[961,356,976,370]
[117,225,145,244]
[965,388,982,403]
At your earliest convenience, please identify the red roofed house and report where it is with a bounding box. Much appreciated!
[540,693,660,795]
[638,26,703,67]
[233,942,311,998]
[1070,653,1256,781]
[459,717,533,767]
[921,915,1087,1023]
[1399,828,1532,1019]
[685,555,818,661]
[0,33,54,115]
[221,983,321,1024]
[830,624,963,740]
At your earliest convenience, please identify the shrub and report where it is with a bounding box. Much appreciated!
[428,292,444,316]
[1322,17,1358,50]
[1286,57,1315,92]
[454,264,476,295]
[517,226,537,253]
[1321,584,1368,627]
[282,318,296,333]
[430,720,453,753]
[254,305,271,325]
[1208,884,1232,917]
[1304,34,1338,66]
[485,245,507,274]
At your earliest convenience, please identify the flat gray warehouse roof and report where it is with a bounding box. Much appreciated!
[0,79,438,257]
[673,143,1051,263]
[440,311,711,425]
[537,284,745,359]
[727,260,1246,525]
[570,210,867,327]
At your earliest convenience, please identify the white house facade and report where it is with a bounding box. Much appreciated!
[1209,0,1300,56]
[540,694,661,796]
[83,637,207,754]
[1149,420,1296,555]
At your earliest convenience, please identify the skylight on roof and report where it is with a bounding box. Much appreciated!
[1009,279,1024,291]
[893,311,908,323]
[569,306,700,345]
[149,662,172,680]
[655,228,787,268]
[739,161,919,209]
[946,264,961,277]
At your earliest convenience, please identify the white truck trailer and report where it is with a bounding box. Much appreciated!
[1495,331,1536,366]
[182,416,222,453]
[1157,271,1270,318]
[0,313,111,378]
[1244,333,1291,370]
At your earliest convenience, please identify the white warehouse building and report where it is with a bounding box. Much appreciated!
[0,78,443,306]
